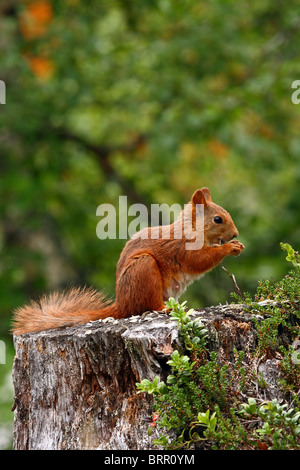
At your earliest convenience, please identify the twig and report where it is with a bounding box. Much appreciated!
[222,266,243,298]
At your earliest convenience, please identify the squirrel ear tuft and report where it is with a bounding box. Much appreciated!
[191,188,211,207]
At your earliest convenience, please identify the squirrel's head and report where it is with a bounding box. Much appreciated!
[191,188,239,246]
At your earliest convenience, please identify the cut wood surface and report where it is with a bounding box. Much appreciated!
[12,304,287,450]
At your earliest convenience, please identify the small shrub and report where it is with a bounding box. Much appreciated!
[137,244,300,450]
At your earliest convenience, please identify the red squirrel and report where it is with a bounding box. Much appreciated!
[12,187,244,334]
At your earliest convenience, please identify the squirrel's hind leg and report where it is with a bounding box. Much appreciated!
[114,254,165,318]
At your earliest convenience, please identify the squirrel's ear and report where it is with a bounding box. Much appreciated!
[201,187,212,202]
[191,188,211,207]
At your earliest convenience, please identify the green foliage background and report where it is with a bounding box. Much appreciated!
[1,0,300,448]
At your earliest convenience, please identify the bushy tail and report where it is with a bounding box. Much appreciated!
[12,286,117,335]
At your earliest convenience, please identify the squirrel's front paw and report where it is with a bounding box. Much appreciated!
[228,240,245,256]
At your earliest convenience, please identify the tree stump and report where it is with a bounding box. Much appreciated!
[12,304,288,450]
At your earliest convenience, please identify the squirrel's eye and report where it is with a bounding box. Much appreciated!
[214,216,223,224]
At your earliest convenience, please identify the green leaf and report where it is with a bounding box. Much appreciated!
[197,410,210,426]
[157,381,168,394]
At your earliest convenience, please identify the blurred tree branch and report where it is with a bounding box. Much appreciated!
[0,0,17,18]
[52,127,150,208]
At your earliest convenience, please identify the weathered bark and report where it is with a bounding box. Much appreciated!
[12,304,289,450]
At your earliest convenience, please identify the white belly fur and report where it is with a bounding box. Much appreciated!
[164,272,205,301]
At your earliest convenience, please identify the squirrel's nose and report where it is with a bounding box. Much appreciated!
[232,231,239,239]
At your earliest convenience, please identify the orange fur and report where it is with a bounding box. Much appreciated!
[12,287,116,334]
[12,188,244,335]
